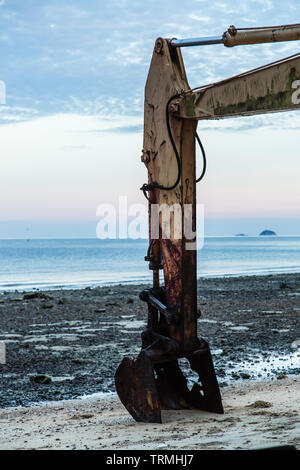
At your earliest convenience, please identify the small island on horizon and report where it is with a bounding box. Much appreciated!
[259,229,277,236]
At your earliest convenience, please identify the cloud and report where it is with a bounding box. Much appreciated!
[0,105,39,124]
[0,0,299,127]
[188,14,210,22]
[0,112,146,220]
[0,0,299,228]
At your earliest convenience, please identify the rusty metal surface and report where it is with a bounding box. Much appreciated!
[115,38,224,424]
[115,330,223,422]
[170,23,300,49]
[115,287,223,423]
[141,39,199,351]
[187,340,224,413]
[176,53,300,120]
[115,352,162,423]
[223,24,300,47]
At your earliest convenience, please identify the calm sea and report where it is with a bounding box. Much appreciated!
[0,237,299,291]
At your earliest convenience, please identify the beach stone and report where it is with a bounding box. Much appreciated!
[231,372,240,380]
[276,373,287,380]
[72,358,88,364]
[70,413,94,420]
[291,340,300,350]
[23,292,39,300]
[240,373,251,379]
[247,400,272,409]
[30,374,52,385]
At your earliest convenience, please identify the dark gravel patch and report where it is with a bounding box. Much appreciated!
[0,273,299,407]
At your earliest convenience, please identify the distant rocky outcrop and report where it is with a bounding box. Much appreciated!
[259,230,277,236]
[235,233,247,237]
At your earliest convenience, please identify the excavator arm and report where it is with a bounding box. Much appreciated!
[173,53,300,120]
[115,24,300,424]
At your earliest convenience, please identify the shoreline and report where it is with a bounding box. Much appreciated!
[1,236,300,292]
[1,268,300,292]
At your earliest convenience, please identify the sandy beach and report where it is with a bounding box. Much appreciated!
[0,376,299,450]
[0,273,299,449]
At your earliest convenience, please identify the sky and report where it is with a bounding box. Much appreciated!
[0,0,300,237]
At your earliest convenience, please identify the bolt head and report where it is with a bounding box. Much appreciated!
[141,149,151,163]
[154,37,163,54]
[169,101,180,114]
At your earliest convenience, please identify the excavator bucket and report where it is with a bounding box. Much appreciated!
[115,332,223,423]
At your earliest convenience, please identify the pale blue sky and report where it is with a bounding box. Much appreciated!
[0,0,299,237]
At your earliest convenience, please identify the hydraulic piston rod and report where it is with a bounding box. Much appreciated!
[170,23,300,48]
[170,36,223,47]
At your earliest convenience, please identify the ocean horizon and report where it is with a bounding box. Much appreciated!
[0,236,299,291]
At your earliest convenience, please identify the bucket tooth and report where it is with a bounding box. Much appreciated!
[186,340,224,414]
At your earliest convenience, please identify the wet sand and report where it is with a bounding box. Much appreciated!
[0,273,299,408]
[0,376,299,450]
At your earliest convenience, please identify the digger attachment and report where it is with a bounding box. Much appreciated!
[114,24,300,423]
[114,36,226,423]
[115,289,223,423]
